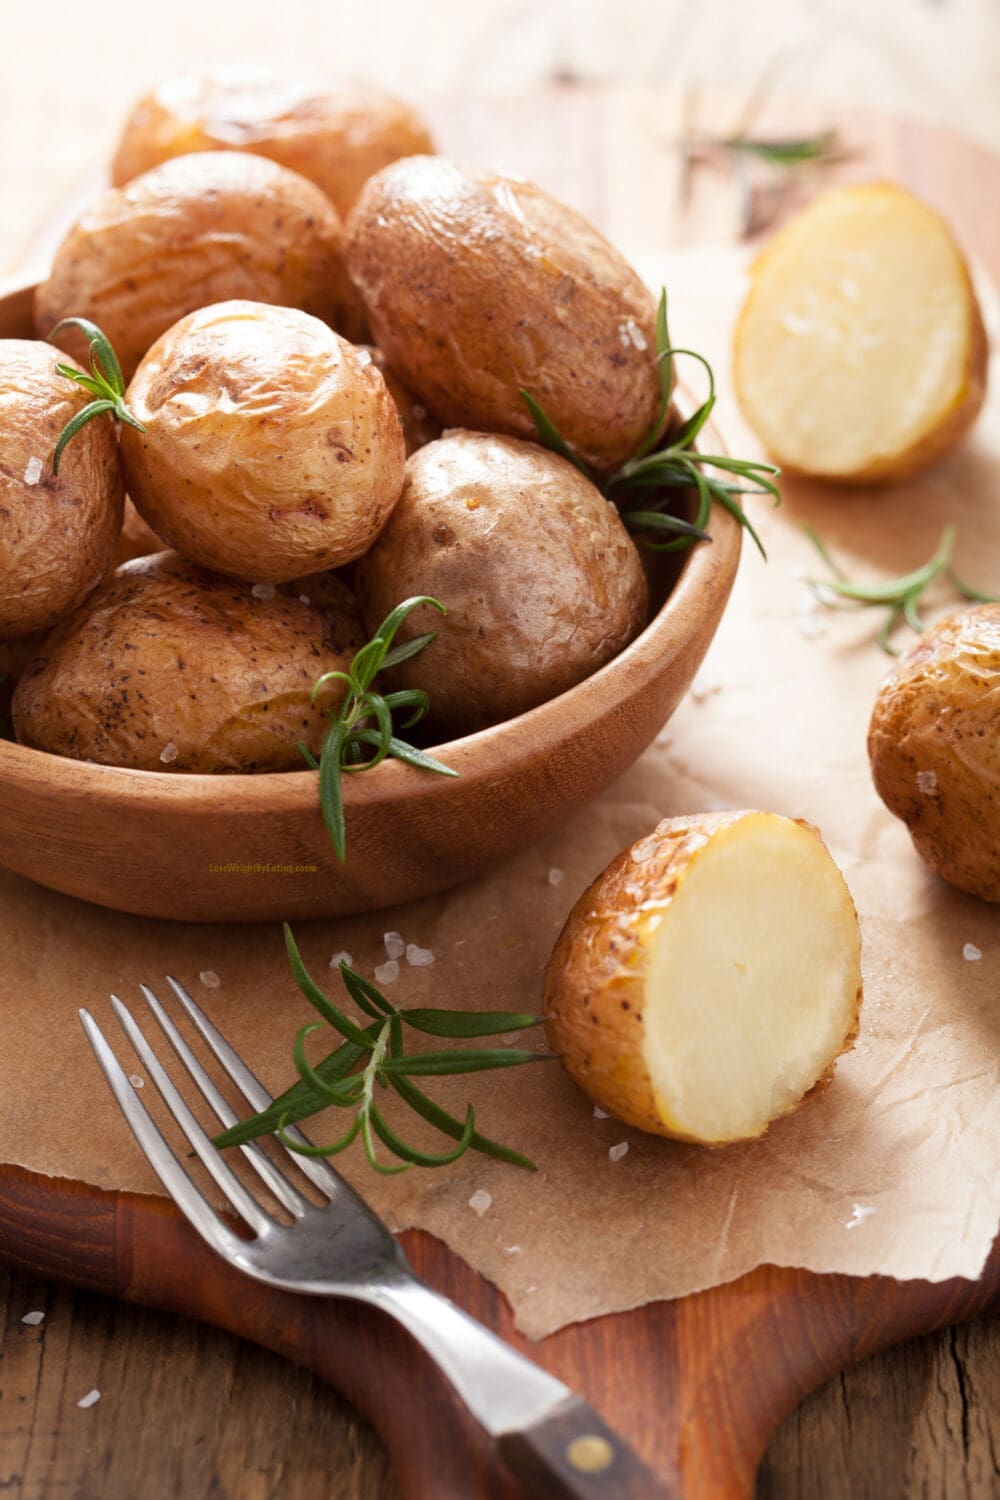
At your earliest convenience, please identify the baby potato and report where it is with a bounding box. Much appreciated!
[0,340,123,640]
[365,347,441,455]
[544,812,863,1145]
[120,301,406,583]
[12,551,366,773]
[36,152,366,382]
[346,157,660,473]
[354,431,649,737]
[110,64,435,219]
[869,605,1000,900]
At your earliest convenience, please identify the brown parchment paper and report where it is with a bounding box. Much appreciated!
[1,249,999,1341]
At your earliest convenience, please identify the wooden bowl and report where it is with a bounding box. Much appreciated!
[0,278,741,921]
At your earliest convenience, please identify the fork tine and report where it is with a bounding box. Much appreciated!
[138,984,312,1219]
[165,976,345,1199]
[110,995,276,1238]
[80,1008,244,1261]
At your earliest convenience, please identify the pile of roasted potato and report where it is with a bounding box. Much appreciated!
[2,65,661,771]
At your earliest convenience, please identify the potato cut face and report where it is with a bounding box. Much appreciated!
[734,183,983,479]
[642,814,860,1143]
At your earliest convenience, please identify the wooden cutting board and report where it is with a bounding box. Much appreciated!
[1,90,999,1497]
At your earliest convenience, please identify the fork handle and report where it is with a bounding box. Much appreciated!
[498,1397,670,1498]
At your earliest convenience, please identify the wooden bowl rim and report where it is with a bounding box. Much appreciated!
[0,276,743,811]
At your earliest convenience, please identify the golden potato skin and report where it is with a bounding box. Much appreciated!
[0,341,123,640]
[365,347,441,455]
[354,431,649,737]
[12,552,366,773]
[115,498,165,565]
[542,813,861,1142]
[868,606,1000,900]
[36,152,366,381]
[345,157,660,473]
[120,301,406,584]
[111,66,435,219]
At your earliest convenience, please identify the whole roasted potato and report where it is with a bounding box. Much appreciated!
[346,157,660,473]
[111,65,434,219]
[0,340,123,640]
[868,605,1000,900]
[37,152,366,381]
[120,301,406,583]
[354,431,649,736]
[544,812,863,1145]
[12,552,366,773]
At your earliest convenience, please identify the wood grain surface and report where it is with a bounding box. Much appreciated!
[0,73,998,1499]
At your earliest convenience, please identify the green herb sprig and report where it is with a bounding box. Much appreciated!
[803,524,998,654]
[214,924,551,1173]
[300,596,457,862]
[521,290,779,558]
[48,320,145,473]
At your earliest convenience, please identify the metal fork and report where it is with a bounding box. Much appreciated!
[80,980,668,1499]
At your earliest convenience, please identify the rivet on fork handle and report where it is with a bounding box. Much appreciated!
[498,1395,675,1497]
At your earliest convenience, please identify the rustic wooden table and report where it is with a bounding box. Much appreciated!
[0,4,998,1492]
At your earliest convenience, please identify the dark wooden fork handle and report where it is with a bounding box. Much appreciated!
[499,1397,674,1498]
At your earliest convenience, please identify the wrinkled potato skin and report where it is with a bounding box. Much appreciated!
[120,301,406,583]
[869,605,1000,899]
[115,498,165,565]
[365,347,441,455]
[37,153,367,382]
[0,341,123,640]
[111,66,435,219]
[543,813,861,1142]
[354,431,648,737]
[12,552,366,773]
[346,157,660,474]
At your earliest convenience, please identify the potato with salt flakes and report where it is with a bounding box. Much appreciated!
[120,300,406,584]
[12,552,366,774]
[346,156,661,474]
[868,605,1000,901]
[0,340,123,642]
[354,431,648,738]
[36,152,367,383]
[111,65,435,220]
[544,812,862,1146]
[734,181,987,482]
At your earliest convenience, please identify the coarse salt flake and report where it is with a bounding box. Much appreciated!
[298,594,311,605]
[21,1310,45,1326]
[547,867,565,887]
[593,1106,609,1119]
[916,770,938,794]
[406,944,434,967]
[608,1141,629,1163]
[468,1189,492,1217]
[500,1031,521,1046]
[23,456,43,486]
[504,1245,522,1255]
[383,931,405,960]
[374,959,399,985]
[354,347,372,365]
[159,741,179,764]
[329,950,353,969]
[251,583,275,600]
[845,1203,875,1229]
[199,970,221,989]
[129,1075,144,1089]
[963,942,983,962]
[625,318,648,351]
[77,1389,101,1409]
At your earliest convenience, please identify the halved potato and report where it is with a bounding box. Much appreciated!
[733,182,987,482]
[543,811,862,1145]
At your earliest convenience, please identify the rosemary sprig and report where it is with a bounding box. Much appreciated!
[302,596,457,862]
[803,524,998,654]
[521,289,779,559]
[48,319,145,473]
[214,924,552,1173]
